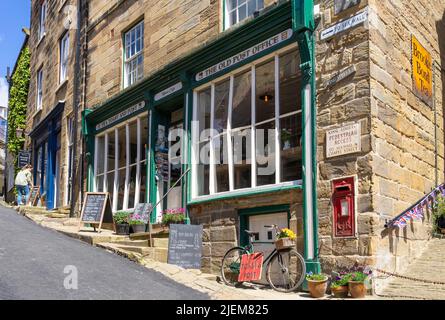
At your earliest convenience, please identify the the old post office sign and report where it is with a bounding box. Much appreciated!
[326,123,361,158]
[320,8,368,40]
[96,101,145,131]
[334,0,361,15]
[154,82,183,102]
[195,29,293,82]
[412,35,433,107]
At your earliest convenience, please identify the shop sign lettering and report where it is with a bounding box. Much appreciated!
[195,29,293,82]
[412,35,433,107]
[96,101,145,131]
[326,123,361,158]
[154,82,183,102]
[320,8,368,40]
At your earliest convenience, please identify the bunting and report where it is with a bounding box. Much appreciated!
[390,183,445,229]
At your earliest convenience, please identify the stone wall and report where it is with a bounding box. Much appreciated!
[368,0,445,279]
[189,189,303,274]
[316,0,445,284]
[86,0,277,108]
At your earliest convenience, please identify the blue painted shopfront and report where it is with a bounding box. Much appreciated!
[29,101,64,210]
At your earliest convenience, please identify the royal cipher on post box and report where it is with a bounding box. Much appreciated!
[332,177,356,238]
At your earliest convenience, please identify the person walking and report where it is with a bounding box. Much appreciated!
[15,165,33,206]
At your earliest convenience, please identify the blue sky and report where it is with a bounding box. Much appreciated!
[0,1,31,106]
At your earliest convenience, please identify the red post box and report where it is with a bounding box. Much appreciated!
[332,177,356,238]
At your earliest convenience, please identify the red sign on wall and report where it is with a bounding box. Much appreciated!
[238,253,264,282]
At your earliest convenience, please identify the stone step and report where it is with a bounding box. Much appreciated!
[114,240,149,247]
[141,247,168,263]
[129,229,169,240]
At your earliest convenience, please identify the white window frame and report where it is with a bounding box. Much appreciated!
[191,44,302,201]
[123,21,144,88]
[36,67,43,111]
[59,32,70,83]
[39,1,47,40]
[94,114,148,212]
[224,0,264,30]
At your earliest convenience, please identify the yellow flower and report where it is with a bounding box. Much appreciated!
[279,228,296,240]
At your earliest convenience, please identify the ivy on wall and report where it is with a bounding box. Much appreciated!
[7,45,30,172]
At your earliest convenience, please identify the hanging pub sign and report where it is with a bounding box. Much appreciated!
[78,192,113,233]
[334,0,361,15]
[95,101,145,131]
[18,150,31,168]
[326,123,361,158]
[195,29,293,82]
[320,8,368,40]
[412,35,433,107]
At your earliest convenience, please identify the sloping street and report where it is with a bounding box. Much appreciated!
[0,205,209,300]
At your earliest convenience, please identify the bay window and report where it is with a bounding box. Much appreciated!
[192,47,302,198]
[94,114,148,212]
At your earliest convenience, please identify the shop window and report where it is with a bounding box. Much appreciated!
[95,115,149,212]
[39,1,47,40]
[193,47,302,199]
[37,68,43,111]
[224,0,264,30]
[124,21,144,88]
[59,32,70,83]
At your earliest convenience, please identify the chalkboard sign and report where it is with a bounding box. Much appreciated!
[133,203,153,224]
[78,192,112,233]
[18,151,31,168]
[28,186,40,206]
[168,224,203,269]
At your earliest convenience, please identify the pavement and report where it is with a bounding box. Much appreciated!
[1,202,384,300]
[0,205,209,300]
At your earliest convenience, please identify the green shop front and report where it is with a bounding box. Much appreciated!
[83,0,319,274]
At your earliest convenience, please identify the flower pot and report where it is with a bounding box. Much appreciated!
[348,281,366,298]
[275,238,295,251]
[307,278,328,298]
[331,285,349,298]
[131,224,146,233]
[115,223,130,235]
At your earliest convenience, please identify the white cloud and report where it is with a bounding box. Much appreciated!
[0,77,8,108]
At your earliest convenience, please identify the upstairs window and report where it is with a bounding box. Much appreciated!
[60,32,70,83]
[37,68,43,111]
[225,0,264,29]
[124,21,144,88]
[39,0,47,40]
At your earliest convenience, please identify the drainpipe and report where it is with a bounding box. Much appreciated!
[69,0,84,217]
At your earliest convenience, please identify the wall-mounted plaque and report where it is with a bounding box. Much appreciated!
[326,123,361,158]
[326,66,356,88]
[335,0,361,15]
[321,8,368,40]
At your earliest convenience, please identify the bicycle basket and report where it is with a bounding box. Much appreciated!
[275,238,295,251]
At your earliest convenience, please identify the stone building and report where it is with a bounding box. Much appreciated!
[25,0,87,212]
[23,0,445,289]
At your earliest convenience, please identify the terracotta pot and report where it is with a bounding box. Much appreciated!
[348,281,366,298]
[331,285,349,298]
[307,278,328,298]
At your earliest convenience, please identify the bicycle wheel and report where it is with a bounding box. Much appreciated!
[220,247,248,287]
[266,249,306,292]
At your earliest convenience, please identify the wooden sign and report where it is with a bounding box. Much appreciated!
[412,35,433,107]
[326,123,361,158]
[28,186,40,206]
[238,253,264,282]
[168,224,203,269]
[320,8,368,40]
[78,192,113,233]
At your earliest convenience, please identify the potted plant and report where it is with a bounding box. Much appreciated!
[161,208,186,226]
[113,211,130,235]
[330,273,351,298]
[433,196,445,234]
[306,272,329,298]
[129,213,147,233]
[281,129,292,150]
[274,228,297,251]
[348,271,369,298]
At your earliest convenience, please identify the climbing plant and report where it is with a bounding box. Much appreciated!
[7,45,30,172]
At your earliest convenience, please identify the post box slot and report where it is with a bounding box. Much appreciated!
[335,186,351,192]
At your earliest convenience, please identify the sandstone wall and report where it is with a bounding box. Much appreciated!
[368,0,445,281]
[86,0,277,108]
